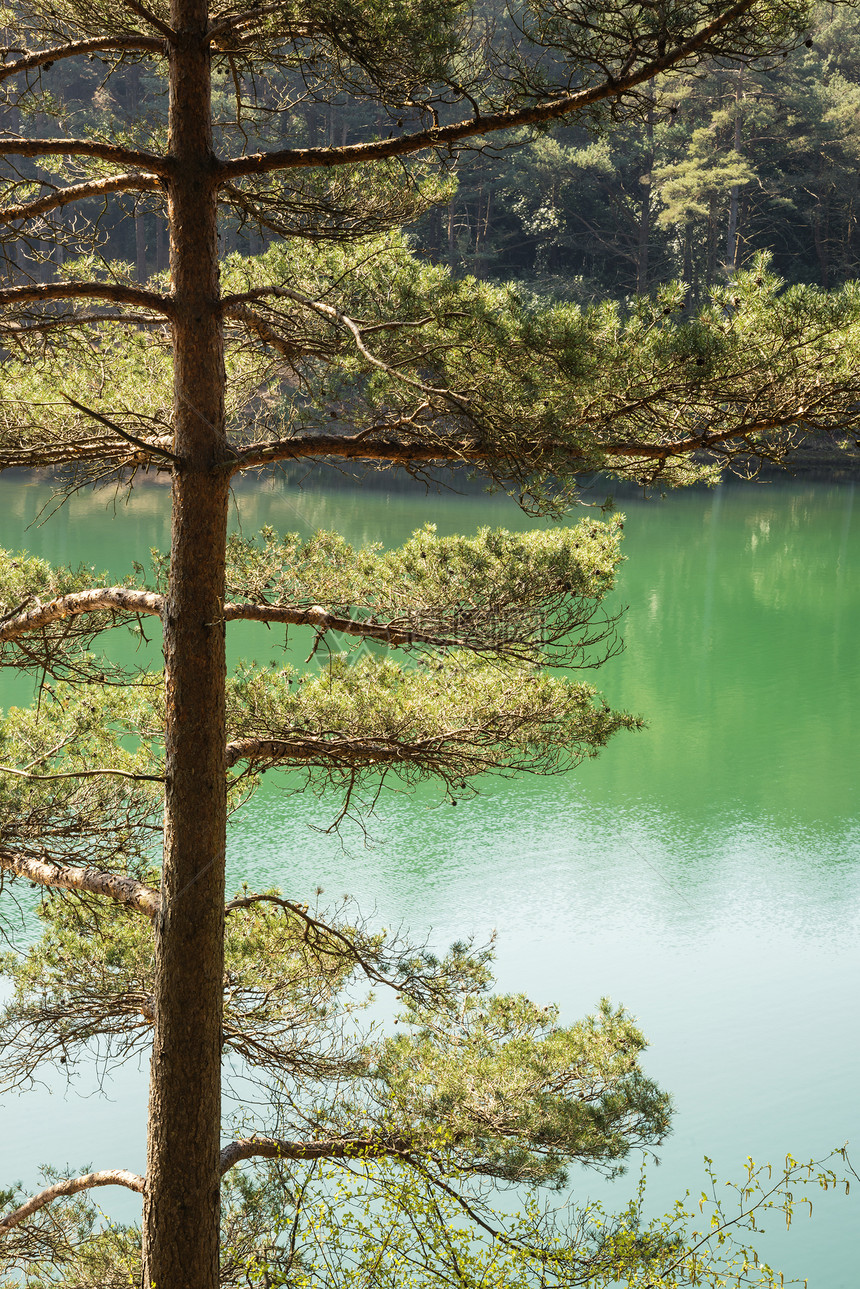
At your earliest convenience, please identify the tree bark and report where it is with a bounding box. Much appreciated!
[141,0,228,1283]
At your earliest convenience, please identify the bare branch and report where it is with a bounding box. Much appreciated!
[62,395,180,463]
[0,1170,144,1236]
[0,280,171,314]
[230,432,493,474]
[219,0,760,180]
[0,851,160,919]
[222,601,473,651]
[0,587,163,643]
[219,1135,415,1173]
[0,173,163,225]
[0,138,168,173]
[0,37,165,82]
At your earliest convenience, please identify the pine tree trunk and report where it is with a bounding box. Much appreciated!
[142,0,228,1283]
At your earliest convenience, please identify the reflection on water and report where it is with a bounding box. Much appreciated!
[0,472,858,1282]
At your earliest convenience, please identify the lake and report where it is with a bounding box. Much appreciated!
[0,469,857,1285]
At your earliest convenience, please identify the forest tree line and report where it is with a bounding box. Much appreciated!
[3,1,860,302]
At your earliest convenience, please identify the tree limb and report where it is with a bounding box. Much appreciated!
[219,1135,415,1173]
[226,413,837,477]
[230,432,492,474]
[121,0,175,38]
[220,286,468,409]
[599,417,799,460]
[224,891,426,997]
[0,37,165,82]
[223,733,496,773]
[222,601,472,651]
[62,395,180,463]
[206,8,316,41]
[0,312,169,333]
[0,587,163,642]
[0,851,160,918]
[0,589,476,652]
[0,138,168,174]
[224,735,416,770]
[222,301,305,364]
[0,172,163,225]
[0,1170,145,1236]
[0,764,164,782]
[0,280,172,314]
[219,0,760,180]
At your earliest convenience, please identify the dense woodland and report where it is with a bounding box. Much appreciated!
[4,1,860,303]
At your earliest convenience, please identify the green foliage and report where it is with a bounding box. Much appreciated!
[2,1149,853,1287]
[227,650,640,796]
[375,994,670,1185]
[1,0,858,1282]
[4,229,860,496]
[0,686,162,870]
[220,520,623,628]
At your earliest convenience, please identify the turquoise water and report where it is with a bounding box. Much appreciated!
[0,471,857,1284]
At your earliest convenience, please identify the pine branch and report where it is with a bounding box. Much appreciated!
[0,281,171,314]
[62,395,180,463]
[0,138,168,173]
[219,1134,416,1173]
[223,734,426,771]
[0,1171,144,1236]
[229,431,491,473]
[0,764,164,782]
[0,313,168,333]
[120,0,175,38]
[0,173,163,225]
[222,301,305,363]
[219,0,760,180]
[224,892,430,998]
[221,286,469,410]
[0,587,162,642]
[0,851,160,919]
[0,36,165,82]
[222,601,475,651]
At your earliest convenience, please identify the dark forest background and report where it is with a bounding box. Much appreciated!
[5,1,860,306]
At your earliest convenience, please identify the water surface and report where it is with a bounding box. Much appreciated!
[0,471,857,1284]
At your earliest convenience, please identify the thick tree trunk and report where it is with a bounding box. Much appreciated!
[142,0,228,1284]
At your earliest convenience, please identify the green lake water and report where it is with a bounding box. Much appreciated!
[0,470,857,1285]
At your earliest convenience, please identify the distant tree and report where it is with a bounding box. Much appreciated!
[1,1,860,1287]
[440,3,860,297]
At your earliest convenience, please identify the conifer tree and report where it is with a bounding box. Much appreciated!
[1,1,860,1285]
